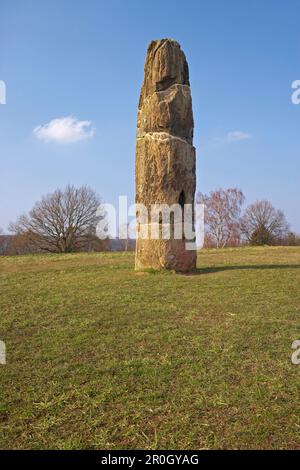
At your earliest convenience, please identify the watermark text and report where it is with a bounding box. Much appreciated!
[291,340,300,365]
[0,341,6,365]
[0,80,6,105]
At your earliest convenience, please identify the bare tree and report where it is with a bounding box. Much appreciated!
[240,200,289,245]
[284,232,300,246]
[197,188,245,248]
[9,185,102,253]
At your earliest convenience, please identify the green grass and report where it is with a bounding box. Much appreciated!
[1,246,300,449]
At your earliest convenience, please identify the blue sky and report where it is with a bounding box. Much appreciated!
[1,0,300,232]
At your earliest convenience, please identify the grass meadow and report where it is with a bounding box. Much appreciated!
[1,246,300,449]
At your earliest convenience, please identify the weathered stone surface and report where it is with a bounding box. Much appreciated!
[135,39,197,272]
[135,238,196,272]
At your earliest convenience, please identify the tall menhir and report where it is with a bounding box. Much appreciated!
[135,39,197,272]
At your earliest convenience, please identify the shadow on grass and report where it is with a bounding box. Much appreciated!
[188,264,300,275]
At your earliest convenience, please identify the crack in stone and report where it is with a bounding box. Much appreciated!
[141,83,191,104]
[137,132,192,146]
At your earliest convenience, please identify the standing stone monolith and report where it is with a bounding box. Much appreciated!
[135,39,197,272]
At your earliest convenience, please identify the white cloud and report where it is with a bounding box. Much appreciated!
[227,131,252,143]
[33,116,95,143]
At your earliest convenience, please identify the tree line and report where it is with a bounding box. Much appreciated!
[198,188,296,248]
[0,185,298,256]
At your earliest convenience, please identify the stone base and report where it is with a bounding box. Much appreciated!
[135,238,196,272]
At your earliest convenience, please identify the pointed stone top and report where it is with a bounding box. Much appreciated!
[147,38,181,51]
[140,39,190,104]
